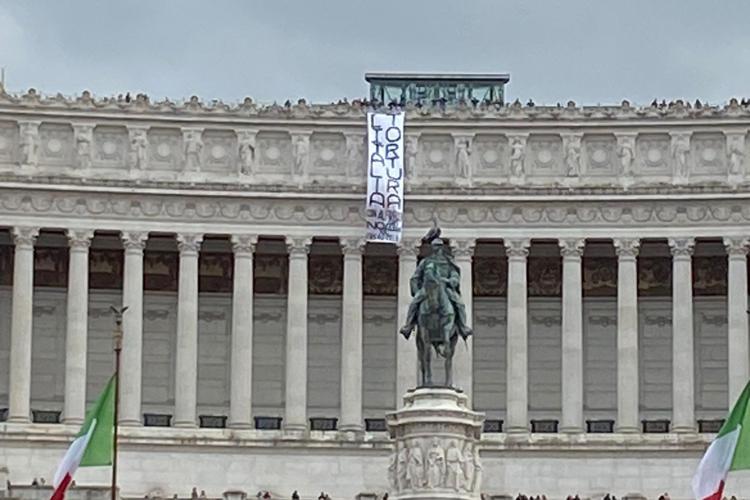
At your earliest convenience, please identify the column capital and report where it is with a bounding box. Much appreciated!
[177,233,203,254]
[613,238,640,258]
[668,238,695,257]
[66,229,94,250]
[231,234,257,255]
[724,237,750,257]
[397,238,421,257]
[504,238,530,258]
[121,231,148,251]
[12,227,39,247]
[449,238,476,259]
[340,237,366,256]
[286,236,312,256]
[559,238,585,258]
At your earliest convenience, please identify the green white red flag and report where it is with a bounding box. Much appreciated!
[51,376,116,500]
[692,380,750,499]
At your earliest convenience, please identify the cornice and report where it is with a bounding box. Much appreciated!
[2,88,750,125]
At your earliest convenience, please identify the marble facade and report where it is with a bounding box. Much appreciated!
[1,89,750,499]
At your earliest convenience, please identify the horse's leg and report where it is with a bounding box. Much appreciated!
[446,332,458,387]
[416,330,425,387]
[424,333,433,387]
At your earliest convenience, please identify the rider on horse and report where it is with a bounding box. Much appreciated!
[398,232,473,352]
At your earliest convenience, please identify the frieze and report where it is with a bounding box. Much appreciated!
[4,189,750,232]
[254,254,287,294]
[308,254,342,295]
[34,247,68,287]
[363,255,397,296]
[473,256,507,296]
[527,256,561,296]
[89,248,123,289]
[638,257,672,296]
[582,257,617,297]
[199,252,233,293]
[143,250,178,292]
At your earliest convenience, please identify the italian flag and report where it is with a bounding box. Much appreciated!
[692,380,750,500]
[51,376,116,500]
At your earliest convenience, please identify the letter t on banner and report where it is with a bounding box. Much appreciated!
[366,112,405,244]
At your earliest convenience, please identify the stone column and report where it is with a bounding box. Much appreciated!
[228,234,257,429]
[62,229,94,425]
[340,238,365,433]
[284,237,311,432]
[725,237,750,406]
[119,231,148,426]
[7,226,39,423]
[560,238,585,433]
[505,238,530,433]
[450,238,475,399]
[174,233,203,428]
[669,238,695,432]
[396,238,420,403]
[614,238,640,433]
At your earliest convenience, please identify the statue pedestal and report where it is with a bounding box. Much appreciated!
[386,388,484,500]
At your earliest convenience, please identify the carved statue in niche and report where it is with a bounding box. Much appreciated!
[455,138,472,183]
[129,129,148,170]
[388,446,399,492]
[617,136,636,176]
[238,131,256,175]
[426,438,446,488]
[445,440,465,491]
[728,135,745,176]
[405,136,418,179]
[19,123,38,166]
[462,443,475,492]
[406,439,424,489]
[470,446,482,493]
[292,134,309,185]
[509,136,525,178]
[345,135,365,178]
[75,126,93,169]
[184,130,203,171]
[397,442,409,491]
[564,136,582,176]
[671,134,690,180]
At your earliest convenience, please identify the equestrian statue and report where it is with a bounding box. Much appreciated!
[399,226,473,387]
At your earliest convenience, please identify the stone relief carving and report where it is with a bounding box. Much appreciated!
[693,256,728,296]
[582,257,617,296]
[237,129,257,175]
[727,133,745,177]
[73,124,94,169]
[404,135,419,181]
[291,133,310,183]
[527,257,561,296]
[128,126,148,170]
[345,133,366,178]
[638,134,670,174]
[638,257,672,296]
[39,123,74,165]
[671,132,691,182]
[508,134,526,183]
[183,128,203,172]
[616,133,636,178]
[18,121,40,167]
[363,255,397,296]
[389,437,481,495]
[473,256,507,296]
[563,134,582,177]
[308,254,343,294]
[454,136,473,186]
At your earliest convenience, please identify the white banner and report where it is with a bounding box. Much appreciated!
[365,112,405,243]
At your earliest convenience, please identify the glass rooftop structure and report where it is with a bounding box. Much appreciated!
[365,72,510,106]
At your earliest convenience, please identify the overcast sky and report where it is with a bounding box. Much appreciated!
[1,0,749,106]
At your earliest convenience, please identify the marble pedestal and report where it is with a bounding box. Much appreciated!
[386,388,485,500]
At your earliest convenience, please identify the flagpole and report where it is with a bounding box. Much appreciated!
[110,306,128,500]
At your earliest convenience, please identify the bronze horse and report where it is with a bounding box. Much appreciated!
[416,261,459,387]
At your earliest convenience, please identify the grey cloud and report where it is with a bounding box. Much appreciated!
[0,0,748,105]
